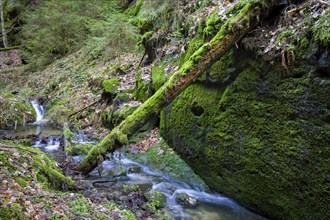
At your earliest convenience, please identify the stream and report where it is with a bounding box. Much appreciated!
[0,100,268,220]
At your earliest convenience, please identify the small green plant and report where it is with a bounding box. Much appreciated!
[119,209,136,220]
[68,200,89,216]
[123,184,140,193]
[103,78,120,94]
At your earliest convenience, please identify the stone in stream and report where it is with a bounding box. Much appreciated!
[127,165,141,174]
[92,178,116,188]
[104,165,127,177]
[175,192,199,207]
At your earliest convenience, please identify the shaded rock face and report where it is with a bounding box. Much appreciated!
[160,49,330,220]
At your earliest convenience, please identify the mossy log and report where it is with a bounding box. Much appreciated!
[78,0,279,174]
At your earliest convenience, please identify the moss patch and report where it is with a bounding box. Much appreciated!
[160,52,330,219]
[103,78,120,95]
[66,143,94,156]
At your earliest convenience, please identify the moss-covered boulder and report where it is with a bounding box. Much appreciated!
[105,165,127,177]
[160,51,330,219]
[175,192,199,207]
[0,93,36,128]
[144,190,167,209]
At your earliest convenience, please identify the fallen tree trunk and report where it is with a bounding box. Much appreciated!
[78,0,279,174]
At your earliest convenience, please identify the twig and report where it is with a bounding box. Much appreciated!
[68,98,101,118]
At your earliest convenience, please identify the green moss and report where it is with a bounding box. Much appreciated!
[123,184,140,193]
[161,52,330,220]
[68,199,90,216]
[203,10,222,39]
[66,143,94,156]
[16,177,29,187]
[0,46,21,51]
[0,206,26,219]
[126,0,145,16]
[102,105,138,130]
[119,209,136,220]
[0,140,75,189]
[103,78,120,94]
[64,128,75,139]
[312,12,330,46]
[145,190,167,209]
[114,92,130,104]
[133,70,151,102]
[181,35,204,66]
[0,93,36,128]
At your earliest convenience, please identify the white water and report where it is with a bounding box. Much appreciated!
[71,131,97,144]
[88,152,267,220]
[33,136,61,152]
[26,101,267,219]
[30,99,44,122]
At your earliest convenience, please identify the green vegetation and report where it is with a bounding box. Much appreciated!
[66,143,94,156]
[0,93,36,128]
[0,140,137,219]
[0,140,74,189]
[19,0,139,70]
[123,184,140,193]
[133,70,151,102]
[0,1,329,219]
[312,12,330,46]
[144,190,167,213]
[103,78,120,95]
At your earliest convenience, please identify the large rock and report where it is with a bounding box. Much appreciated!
[144,190,167,208]
[105,165,127,177]
[175,192,199,207]
[160,50,330,219]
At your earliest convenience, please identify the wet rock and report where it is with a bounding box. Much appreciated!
[115,176,130,182]
[176,192,199,207]
[92,179,115,188]
[104,165,127,177]
[110,191,123,202]
[127,165,141,174]
[144,190,167,208]
[316,51,330,77]
[119,195,128,202]
[74,180,93,190]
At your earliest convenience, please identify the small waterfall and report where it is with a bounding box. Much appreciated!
[30,99,44,123]
[33,136,61,152]
[72,131,97,144]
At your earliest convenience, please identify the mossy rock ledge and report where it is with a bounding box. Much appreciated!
[160,51,330,220]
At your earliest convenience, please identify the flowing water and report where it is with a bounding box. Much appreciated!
[78,153,268,220]
[0,100,268,220]
[30,99,45,122]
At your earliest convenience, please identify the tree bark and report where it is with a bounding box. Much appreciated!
[0,0,7,48]
[78,0,279,174]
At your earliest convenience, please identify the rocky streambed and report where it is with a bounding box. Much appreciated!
[0,100,268,220]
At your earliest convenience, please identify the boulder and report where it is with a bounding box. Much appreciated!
[144,190,167,208]
[105,165,127,177]
[175,192,199,207]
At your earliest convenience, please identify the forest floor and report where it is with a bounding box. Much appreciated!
[0,141,135,219]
